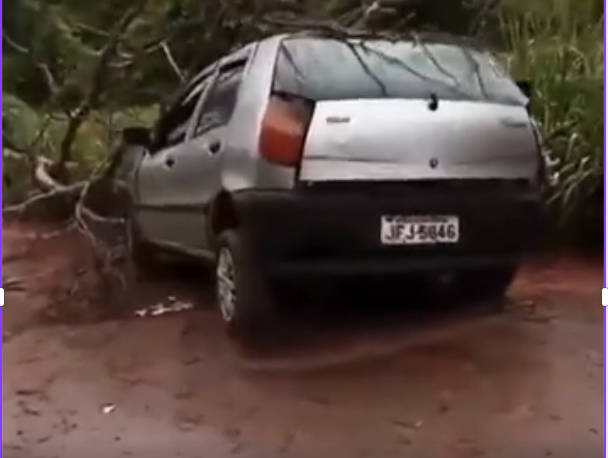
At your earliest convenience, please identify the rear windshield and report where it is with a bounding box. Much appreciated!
[273,37,527,106]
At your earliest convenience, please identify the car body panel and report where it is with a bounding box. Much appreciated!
[230,184,543,277]
[217,36,298,193]
[134,42,261,247]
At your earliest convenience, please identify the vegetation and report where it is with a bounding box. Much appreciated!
[501,0,603,248]
[3,0,603,249]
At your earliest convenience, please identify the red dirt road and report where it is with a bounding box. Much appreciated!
[2,223,604,458]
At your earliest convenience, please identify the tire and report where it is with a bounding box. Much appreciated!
[215,229,277,346]
[457,265,518,303]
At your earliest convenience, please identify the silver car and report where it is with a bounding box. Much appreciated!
[122,33,544,344]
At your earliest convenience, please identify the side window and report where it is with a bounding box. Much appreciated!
[193,63,245,138]
[155,80,208,150]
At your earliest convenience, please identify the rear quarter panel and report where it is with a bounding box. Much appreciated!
[220,36,298,192]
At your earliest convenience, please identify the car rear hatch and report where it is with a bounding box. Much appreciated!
[268,36,540,185]
[298,98,539,182]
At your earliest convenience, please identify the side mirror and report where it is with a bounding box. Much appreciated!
[516,80,533,100]
[121,126,151,149]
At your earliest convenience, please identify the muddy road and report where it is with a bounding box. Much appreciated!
[2,223,604,458]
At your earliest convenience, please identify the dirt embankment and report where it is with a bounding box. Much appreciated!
[2,222,604,458]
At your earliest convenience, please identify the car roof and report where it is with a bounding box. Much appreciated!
[162,32,490,112]
[258,31,487,50]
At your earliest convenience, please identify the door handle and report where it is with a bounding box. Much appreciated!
[164,156,175,168]
[207,140,222,154]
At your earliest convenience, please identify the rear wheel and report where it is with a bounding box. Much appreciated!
[457,266,518,304]
[215,229,277,345]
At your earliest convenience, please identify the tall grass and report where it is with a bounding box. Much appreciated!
[500,0,604,246]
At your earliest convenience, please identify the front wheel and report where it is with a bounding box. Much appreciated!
[215,229,277,346]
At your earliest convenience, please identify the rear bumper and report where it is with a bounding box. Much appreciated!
[232,181,543,277]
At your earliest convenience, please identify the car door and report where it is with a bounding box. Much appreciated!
[134,78,210,245]
[162,59,248,253]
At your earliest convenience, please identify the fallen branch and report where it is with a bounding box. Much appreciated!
[57,3,149,174]
[160,41,185,82]
[2,183,85,222]
[3,145,134,312]
[34,156,69,193]
[74,187,129,297]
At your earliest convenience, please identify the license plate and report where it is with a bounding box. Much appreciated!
[381,215,460,245]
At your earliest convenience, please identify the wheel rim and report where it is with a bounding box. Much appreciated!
[217,248,237,322]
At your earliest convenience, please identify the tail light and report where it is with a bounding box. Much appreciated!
[259,91,314,167]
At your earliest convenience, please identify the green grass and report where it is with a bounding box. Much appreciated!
[500,0,603,246]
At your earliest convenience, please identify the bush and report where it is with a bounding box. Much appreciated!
[500,0,603,248]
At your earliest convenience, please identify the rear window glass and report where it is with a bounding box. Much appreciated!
[273,37,527,106]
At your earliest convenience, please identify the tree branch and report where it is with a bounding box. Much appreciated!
[37,64,61,95]
[160,41,185,82]
[2,31,30,54]
[3,31,63,96]
[57,3,149,176]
